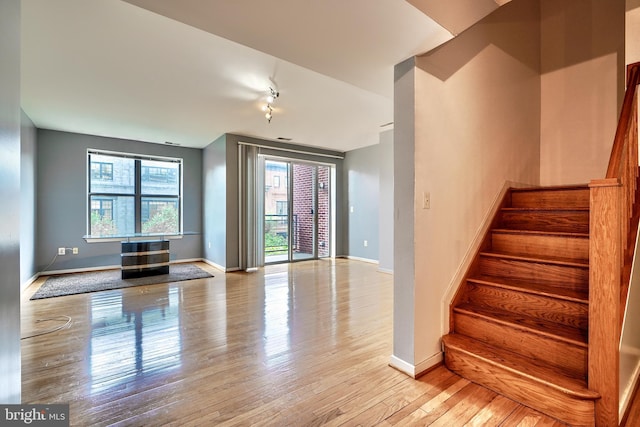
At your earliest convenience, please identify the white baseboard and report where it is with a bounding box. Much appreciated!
[34,258,211,283]
[389,352,443,378]
[389,355,416,377]
[345,255,379,265]
[620,359,640,421]
[40,264,120,276]
[202,258,240,273]
[21,273,40,293]
[416,352,444,376]
[620,346,640,420]
[171,258,202,265]
[377,267,393,275]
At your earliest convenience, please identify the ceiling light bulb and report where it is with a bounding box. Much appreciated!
[267,95,274,104]
[265,112,272,120]
[262,105,268,112]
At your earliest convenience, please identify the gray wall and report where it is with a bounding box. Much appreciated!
[202,134,229,267]
[343,144,381,261]
[378,130,394,273]
[203,133,345,270]
[37,130,203,272]
[0,0,22,403]
[341,130,394,270]
[21,111,38,286]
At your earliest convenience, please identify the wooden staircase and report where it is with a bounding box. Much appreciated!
[442,185,600,426]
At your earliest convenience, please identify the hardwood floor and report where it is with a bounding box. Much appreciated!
[21,259,567,426]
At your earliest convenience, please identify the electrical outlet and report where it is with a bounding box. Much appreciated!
[72,247,79,255]
[364,240,368,247]
[58,247,66,255]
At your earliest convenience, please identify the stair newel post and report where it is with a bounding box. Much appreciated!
[589,179,622,427]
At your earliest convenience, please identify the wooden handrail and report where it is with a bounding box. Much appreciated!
[590,61,640,426]
[606,63,640,179]
[605,62,640,307]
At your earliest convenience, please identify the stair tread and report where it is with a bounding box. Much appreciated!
[480,250,589,268]
[492,229,589,239]
[442,334,599,400]
[467,275,588,303]
[510,185,589,192]
[454,303,587,346]
[502,207,590,212]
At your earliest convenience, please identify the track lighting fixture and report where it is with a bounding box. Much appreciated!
[262,87,279,123]
[264,104,273,123]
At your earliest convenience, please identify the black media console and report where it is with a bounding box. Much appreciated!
[121,240,170,279]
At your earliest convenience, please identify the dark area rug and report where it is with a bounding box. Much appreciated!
[31,263,213,300]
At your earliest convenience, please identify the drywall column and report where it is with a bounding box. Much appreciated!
[0,0,22,403]
[20,112,37,288]
[390,57,418,374]
[378,130,394,273]
[202,135,228,269]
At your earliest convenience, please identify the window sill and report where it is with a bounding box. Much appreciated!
[83,232,197,243]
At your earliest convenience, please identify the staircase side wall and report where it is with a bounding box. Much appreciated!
[540,0,625,186]
[410,0,542,370]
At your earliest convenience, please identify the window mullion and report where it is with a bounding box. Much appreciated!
[135,159,142,234]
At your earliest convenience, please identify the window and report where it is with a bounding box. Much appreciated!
[88,151,182,237]
[276,200,287,215]
[141,165,178,184]
[91,162,113,180]
[91,199,113,220]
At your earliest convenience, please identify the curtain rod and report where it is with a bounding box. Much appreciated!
[237,141,344,160]
[88,148,182,163]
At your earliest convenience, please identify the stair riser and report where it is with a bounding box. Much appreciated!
[511,189,590,209]
[479,256,588,291]
[500,211,589,234]
[453,311,587,378]
[443,346,595,427]
[491,233,589,262]
[465,282,588,331]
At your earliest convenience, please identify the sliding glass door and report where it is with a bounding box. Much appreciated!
[291,163,316,261]
[263,158,332,264]
[316,164,331,258]
[264,160,290,263]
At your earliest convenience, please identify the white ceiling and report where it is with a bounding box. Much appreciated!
[21,0,459,151]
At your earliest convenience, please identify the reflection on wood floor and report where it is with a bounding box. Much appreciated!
[21,259,566,426]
